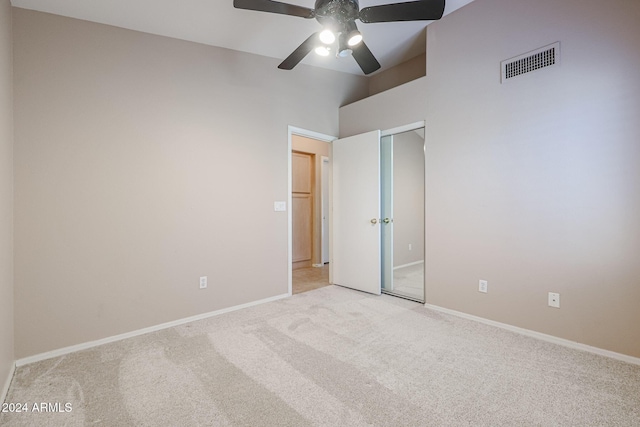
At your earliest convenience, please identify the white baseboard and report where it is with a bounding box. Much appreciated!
[424,303,640,366]
[16,293,290,367]
[1,362,15,404]
[393,260,424,270]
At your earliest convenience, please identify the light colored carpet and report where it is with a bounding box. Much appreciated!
[2,285,639,426]
[392,263,424,301]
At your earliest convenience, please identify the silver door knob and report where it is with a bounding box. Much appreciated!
[370,218,378,224]
[382,218,391,224]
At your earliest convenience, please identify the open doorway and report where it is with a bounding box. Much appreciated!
[288,127,336,295]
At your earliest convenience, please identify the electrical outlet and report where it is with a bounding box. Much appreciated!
[548,292,560,308]
[479,280,488,293]
[199,276,207,289]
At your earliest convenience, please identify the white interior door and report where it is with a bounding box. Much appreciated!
[331,130,381,295]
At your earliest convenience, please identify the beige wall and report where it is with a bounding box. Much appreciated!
[425,0,640,358]
[0,0,14,398]
[292,135,330,266]
[12,8,367,359]
[340,76,427,138]
[341,0,640,358]
[392,130,425,267]
[368,53,426,97]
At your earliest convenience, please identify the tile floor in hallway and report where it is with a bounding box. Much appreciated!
[292,264,330,295]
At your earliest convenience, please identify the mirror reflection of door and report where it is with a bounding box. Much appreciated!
[381,128,425,302]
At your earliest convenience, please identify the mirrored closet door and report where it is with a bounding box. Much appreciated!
[380,128,425,302]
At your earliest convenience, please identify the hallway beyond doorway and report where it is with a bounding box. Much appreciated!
[292,264,330,295]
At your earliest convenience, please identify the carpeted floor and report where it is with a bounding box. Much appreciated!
[2,286,639,426]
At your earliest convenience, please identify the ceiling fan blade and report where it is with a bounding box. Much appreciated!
[352,41,381,75]
[233,0,315,19]
[278,33,320,70]
[359,0,445,23]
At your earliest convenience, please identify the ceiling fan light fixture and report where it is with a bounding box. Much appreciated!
[319,29,335,44]
[315,46,330,56]
[236,0,444,75]
[347,30,363,47]
[338,32,354,58]
[337,47,353,58]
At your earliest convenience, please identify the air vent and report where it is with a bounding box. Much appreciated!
[501,42,560,83]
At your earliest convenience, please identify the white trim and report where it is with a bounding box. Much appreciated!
[1,362,15,404]
[289,126,336,143]
[287,126,337,295]
[393,260,424,270]
[381,121,425,137]
[424,303,640,366]
[16,293,289,367]
[287,129,293,296]
[422,122,427,304]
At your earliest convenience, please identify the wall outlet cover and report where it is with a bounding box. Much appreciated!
[548,292,560,308]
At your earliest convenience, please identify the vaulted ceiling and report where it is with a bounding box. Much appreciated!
[11,0,475,75]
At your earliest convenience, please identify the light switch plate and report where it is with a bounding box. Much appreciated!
[274,201,286,212]
[479,280,488,293]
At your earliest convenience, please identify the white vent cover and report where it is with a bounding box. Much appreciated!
[501,42,560,83]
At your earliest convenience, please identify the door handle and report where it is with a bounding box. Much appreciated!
[370,218,378,224]
[382,218,391,224]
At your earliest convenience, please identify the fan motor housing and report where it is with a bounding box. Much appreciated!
[314,0,359,29]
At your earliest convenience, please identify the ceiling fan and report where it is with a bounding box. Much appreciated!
[233,0,446,75]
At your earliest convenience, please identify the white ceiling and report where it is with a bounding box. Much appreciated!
[10,0,475,75]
